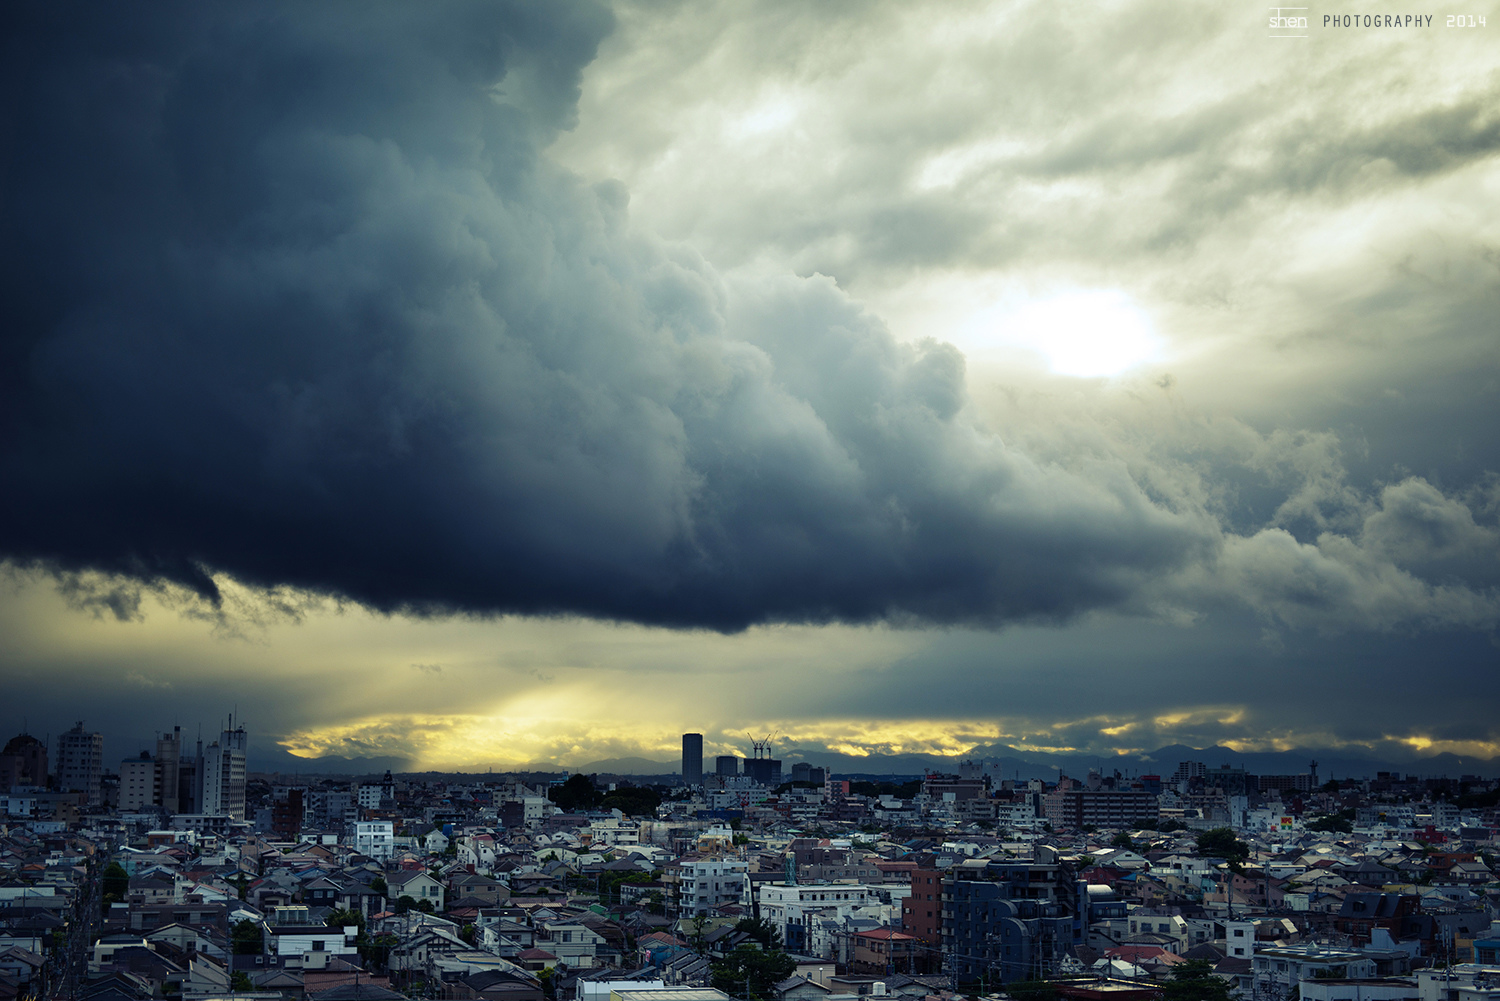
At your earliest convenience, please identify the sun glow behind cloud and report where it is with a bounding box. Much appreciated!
[1007,290,1163,378]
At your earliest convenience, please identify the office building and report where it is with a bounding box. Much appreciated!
[716,755,738,777]
[0,733,48,790]
[56,721,104,805]
[681,733,703,786]
[744,757,782,788]
[201,722,248,820]
[941,856,1086,984]
[119,752,157,811]
[155,727,182,813]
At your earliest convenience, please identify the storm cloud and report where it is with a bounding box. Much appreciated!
[2,0,1497,644]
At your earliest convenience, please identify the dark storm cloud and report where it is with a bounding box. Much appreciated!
[0,0,1228,631]
[816,616,1500,754]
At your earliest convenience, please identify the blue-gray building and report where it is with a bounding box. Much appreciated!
[941,855,1086,985]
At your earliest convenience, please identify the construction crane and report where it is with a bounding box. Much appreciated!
[747,731,777,759]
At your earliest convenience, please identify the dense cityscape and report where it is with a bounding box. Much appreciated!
[1,723,1498,1001]
[5,2,1499,1001]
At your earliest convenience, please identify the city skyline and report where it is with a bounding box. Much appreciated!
[3,2,1499,772]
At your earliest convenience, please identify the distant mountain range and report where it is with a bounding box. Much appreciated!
[245,742,1500,780]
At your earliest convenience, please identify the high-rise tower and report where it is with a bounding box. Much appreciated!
[56,721,104,805]
[201,717,248,819]
[681,733,703,786]
[155,727,182,813]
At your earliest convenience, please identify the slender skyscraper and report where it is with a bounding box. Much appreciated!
[201,717,248,819]
[155,727,181,813]
[681,733,703,786]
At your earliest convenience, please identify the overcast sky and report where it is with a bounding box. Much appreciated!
[2,0,1498,774]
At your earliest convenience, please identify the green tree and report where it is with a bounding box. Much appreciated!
[1196,827,1249,861]
[1111,832,1134,849]
[711,945,795,1000]
[550,773,602,812]
[735,915,782,951]
[1161,959,1234,1001]
[415,898,435,914]
[362,932,399,970]
[1307,812,1353,834]
[230,971,254,992]
[370,876,387,896]
[101,861,130,915]
[395,894,418,914]
[326,908,367,939]
[231,919,264,955]
[600,786,663,816]
[690,914,710,954]
[102,861,129,901]
[231,872,250,901]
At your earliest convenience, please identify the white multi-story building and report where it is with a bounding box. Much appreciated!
[589,817,641,847]
[0,794,36,817]
[759,882,881,955]
[266,922,360,959]
[354,821,395,860]
[676,859,749,916]
[200,726,247,820]
[119,754,157,812]
[1416,964,1500,1001]
[1252,943,1375,987]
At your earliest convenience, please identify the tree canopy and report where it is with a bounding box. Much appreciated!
[600,785,662,816]
[711,944,795,1000]
[1196,827,1249,861]
[550,773,602,812]
[231,919,264,955]
[1307,810,1354,834]
[734,915,783,951]
[1161,959,1234,1001]
[849,779,920,799]
[326,908,367,937]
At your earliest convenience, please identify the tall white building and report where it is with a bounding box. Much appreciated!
[354,821,394,860]
[119,753,157,811]
[200,723,248,820]
[676,859,749,916]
